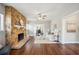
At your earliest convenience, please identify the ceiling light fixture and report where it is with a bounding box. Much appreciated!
[37,13,47,20]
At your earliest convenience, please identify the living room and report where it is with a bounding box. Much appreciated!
[0,3,79,55]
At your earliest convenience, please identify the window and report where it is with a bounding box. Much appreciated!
[0,14,4,31]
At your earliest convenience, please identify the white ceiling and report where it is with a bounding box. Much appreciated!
[4,3,79,21]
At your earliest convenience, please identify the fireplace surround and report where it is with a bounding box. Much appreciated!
[5,6,27,49]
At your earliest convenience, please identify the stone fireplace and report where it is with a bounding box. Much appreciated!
[5,6,27,49]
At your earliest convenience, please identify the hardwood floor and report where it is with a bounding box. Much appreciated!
[10,39,79,55]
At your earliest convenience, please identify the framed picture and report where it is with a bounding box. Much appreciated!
[67,22,76,32]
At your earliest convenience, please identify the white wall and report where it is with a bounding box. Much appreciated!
[26,23,36,36]
[76,13,79,42]
[51,20,62,32]
[61,11,79,43]
[0,4,5,47]
[43,21,51,34]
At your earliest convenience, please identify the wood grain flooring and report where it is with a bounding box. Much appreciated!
[10,39,79,55]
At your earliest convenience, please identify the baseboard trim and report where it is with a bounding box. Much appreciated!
[61,42,79,44]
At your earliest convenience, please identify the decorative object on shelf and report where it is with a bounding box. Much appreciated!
[20,19,24,26]
[15,20,20,25]
[14,17,24,29]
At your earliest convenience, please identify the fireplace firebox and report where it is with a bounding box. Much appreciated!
[18,33,24,41]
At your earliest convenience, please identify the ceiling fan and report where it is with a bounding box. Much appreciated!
[37,13,48,20]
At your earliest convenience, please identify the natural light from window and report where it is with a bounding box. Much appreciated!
[0,13,4,31]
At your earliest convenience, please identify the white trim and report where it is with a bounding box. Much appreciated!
[61,41,79,44]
